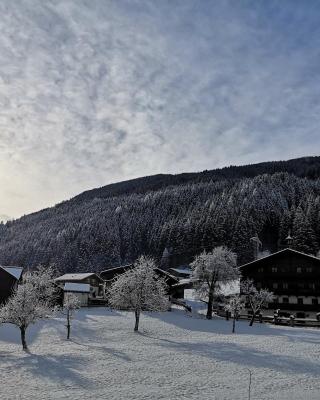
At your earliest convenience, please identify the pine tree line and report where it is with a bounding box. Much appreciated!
[0,172,319,271]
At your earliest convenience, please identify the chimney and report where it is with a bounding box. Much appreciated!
[250,234,262,260]
[285,231,293,249]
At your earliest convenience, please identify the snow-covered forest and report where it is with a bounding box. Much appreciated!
[0,157,320,272]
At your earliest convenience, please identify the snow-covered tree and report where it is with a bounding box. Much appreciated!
[292,206,318,255]
[224,295,244,333]
[241,279,274,326]
[62,293,81,340]
[190,246,239,319]
[108,256,169,331]
[0,266,57,350]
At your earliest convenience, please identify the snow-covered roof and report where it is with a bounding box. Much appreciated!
[239,248,320,269]
[55,273,98,282]
[64,282,90,293]
[170,267,192,274]
[101,264,133,274]
[0,266,23,280]
[172,278,194,288]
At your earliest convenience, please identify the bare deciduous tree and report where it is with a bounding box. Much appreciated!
[108,256,169,331]
[62,293,81,340]
[0,266,57,350]
[241,279,274,326]
[191,247,239,319]
[224,295,244,333]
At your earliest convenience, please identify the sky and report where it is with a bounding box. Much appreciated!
[0,0,320,218]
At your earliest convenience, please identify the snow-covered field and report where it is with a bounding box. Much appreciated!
[0,306,319,400]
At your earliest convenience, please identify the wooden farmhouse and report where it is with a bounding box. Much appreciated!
[240,248,320,316]
[0,265,23,304]
[55,273,105,306]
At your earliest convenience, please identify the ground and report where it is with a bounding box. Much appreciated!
[0,305,319,400]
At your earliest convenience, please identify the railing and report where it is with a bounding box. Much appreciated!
[216,310,320,327]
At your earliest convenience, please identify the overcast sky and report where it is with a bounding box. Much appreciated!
[0,0,320,218]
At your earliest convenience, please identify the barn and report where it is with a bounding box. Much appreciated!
[100,264,179,295]
[0,265,23,304]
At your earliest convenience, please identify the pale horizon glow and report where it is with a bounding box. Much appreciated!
[1,1,320,218]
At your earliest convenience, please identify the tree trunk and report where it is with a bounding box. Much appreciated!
[20,326,28,351]
[134,309,140,331]
[206,291,214,320]
[67,311,71,339]
[249,312,256,326]
[232,315,236,333]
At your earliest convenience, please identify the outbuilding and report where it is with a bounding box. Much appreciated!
[0,265,23,304]
[63,282,91,306]
[55,273,105,305]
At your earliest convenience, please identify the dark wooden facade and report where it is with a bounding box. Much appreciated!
[100,265,179,294]
[240,248,320,313]
[0,266,20,304]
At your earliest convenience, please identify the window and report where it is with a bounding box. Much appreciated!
[309,283,315,290]
[272,267,277,273]
[283,283,288,289]
[297,267,302,273]
[312,298,318,306]
[272,282,278,289]
[258,267,263,273]
[306,267,313,273]
[282,297,289,304]
[297,298,304,305]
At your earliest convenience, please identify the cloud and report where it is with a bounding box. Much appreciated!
[0,0,320,217]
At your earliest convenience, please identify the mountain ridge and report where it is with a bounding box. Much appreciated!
[68,155,320,204]
[0,156,319,272]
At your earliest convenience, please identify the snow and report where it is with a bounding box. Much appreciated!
[64,283,90,293]
[1,266,23,280]
[170,267,191,274]
[0,305,320,399]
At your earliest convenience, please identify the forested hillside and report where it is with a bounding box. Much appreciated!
[0,156,320,272]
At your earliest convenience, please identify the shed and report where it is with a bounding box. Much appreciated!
[63,282,91,306]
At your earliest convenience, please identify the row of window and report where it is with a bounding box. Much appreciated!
[272,282,316,290]
[275,298,319,305]
[257,266,314,273]
[256,282,317,290]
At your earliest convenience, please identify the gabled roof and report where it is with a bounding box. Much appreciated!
[100,264,179,284]
[240,248,320,269]
[155,268,179,283]
[169,267,192,275]
[0,265,23,280]
[64,282,90,293]
[55,273,103,282]
[100,264,133,275]
[100,264,134,280]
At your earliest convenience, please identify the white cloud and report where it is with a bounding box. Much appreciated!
[0,0,319,217]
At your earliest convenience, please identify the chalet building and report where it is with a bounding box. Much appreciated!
[240,248,320,316]
[0,265,23,304]
[55,273,105,306]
